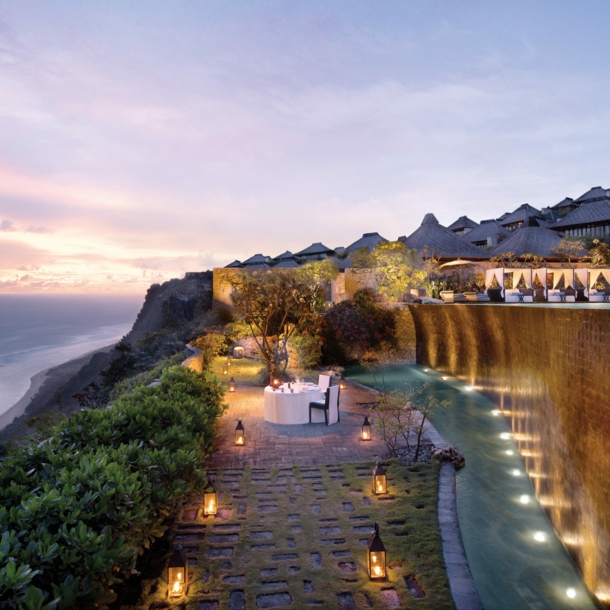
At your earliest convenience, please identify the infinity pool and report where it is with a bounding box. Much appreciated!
[345,364,602,610]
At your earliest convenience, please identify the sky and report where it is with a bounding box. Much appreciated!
[0,1,609,294]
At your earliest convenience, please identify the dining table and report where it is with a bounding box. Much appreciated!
[263,382,325,424]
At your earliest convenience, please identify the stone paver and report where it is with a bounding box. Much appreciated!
[207,383,417,469]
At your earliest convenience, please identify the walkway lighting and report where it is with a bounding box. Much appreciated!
[226,356,232,367]
[168,543,188,597]
[372,462,387,495]
[229,377,236,393]
[223,363,229,375]
[339,375,346,390]
[367,522,386,579]
[235,419,245,445]
[203,481,218,516]
[361,416,372,441]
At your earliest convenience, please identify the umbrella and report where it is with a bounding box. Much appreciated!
[438,259,480,292]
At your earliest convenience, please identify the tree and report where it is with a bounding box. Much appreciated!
[354,241,425,302]
[551,238,588,267]
[226,264,337,380]
[489,251,517,266]
[521,253,546,268]
[590,239,610,267]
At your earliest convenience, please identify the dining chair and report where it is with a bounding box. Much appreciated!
[309,386,340,425]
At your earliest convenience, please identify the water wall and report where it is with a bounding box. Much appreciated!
[409,304,610,606]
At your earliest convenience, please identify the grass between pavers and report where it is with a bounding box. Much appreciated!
[133,461,455,609]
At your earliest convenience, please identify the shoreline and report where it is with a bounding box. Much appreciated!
[0,344,116,441]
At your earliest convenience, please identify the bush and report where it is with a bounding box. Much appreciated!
[191,331,228,370]
[290,332,322,369]
[0,366,226,609]
[322,289,396,363]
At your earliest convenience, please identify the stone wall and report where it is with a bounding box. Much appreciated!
[409,304,610,605]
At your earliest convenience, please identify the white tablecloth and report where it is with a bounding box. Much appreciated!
[264,384,325,424]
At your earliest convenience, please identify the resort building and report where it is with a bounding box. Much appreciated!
[489,216,564,259]
[461,220,509,248]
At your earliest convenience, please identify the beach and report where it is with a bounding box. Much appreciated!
[0,344,116,443]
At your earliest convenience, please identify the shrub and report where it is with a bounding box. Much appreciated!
[191,331,228,370]
[322,289,396,363]
[290,332,322,369]
[0,366,226,609]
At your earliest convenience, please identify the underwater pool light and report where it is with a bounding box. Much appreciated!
[491,409,500,416]
[464,385,473,391]
[566,588,576,599]
[442,376,450,380]
[519,495,530,504]
[511,469,521,476]
[534,532,546,542]
[500,432,511,440]
[506,450,514,456]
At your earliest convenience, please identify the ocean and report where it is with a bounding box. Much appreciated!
[0,293,144,423]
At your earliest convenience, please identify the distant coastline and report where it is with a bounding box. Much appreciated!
[0,345,115,442]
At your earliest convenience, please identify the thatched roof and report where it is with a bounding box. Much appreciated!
[400,214,490,260]
[490,217,563,258]
[274,250,296,261]
[499,203,542,228]
[294,242,336,257]
[345,232,388,253]
[274,259,300,268]
[550,200,610,229]
[462,220,509,245]
[242,253,272,266]
[552,197,575,209]
[574,186,610,204]
[447,216,479,232]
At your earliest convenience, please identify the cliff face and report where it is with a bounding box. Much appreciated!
[0,272,213,443]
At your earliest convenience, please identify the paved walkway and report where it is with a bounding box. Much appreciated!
[206,383,418,469]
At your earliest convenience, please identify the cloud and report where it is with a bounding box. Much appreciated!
[26,225,52,233]
[0,239,48,269]
[0,219,16,231]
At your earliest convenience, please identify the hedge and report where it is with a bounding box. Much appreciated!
[0,366,225,609]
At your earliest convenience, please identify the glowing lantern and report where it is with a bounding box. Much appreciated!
[228,377,236,393]
[361,416,372,441]
[271,378,282,390]
[226,356,232,367]
[203,481,218,516]
[367,522,386,579]
[372,462,387,495]
[168,544,188,597]
[222,363,229,375]
[340,375,346,390]
[235,419,245,446]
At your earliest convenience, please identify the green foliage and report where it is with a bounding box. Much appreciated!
[322,289,396,364]
[590,239,610,267]
[551,238,589,266]
[353,241,425,302]
[191,331,228,370]
[290,331,323,369]
[0,366,226,609]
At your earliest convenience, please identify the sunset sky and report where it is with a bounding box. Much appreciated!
[1,1,609,293]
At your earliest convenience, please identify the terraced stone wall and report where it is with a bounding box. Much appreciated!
[409,303,610,606]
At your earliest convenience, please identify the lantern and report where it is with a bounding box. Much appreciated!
[372,462,387,495]
[168,543,188,597]
[361,416,372,441]
[226,356,232,367]
[271,378,281,390]
[367,522,386,579]
[340,375,346,390]
[235,419,245,445]
[228,377,236,393]
[222,363,229,375]
[203,481,217,516]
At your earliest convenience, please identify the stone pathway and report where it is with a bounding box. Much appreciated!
[120,380,478,609]
[207,383,414,469]
[137,462,453,609]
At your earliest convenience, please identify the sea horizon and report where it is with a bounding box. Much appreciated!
[0,293,144,425]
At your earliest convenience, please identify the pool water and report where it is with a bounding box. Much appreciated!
[345,364,602,610]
